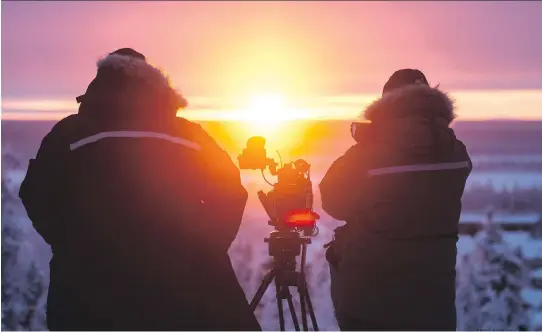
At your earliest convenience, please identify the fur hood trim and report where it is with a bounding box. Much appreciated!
[96,53,187,108]
[363,84,455,124]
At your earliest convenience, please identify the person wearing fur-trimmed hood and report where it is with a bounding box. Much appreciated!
[320,69,471,330]
[19,48,261,331]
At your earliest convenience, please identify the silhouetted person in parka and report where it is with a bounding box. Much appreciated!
[321,69,471,331]
[19,48,261,331]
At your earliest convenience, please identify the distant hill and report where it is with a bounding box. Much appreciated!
[452,120,542,155]
[3,119,542,161]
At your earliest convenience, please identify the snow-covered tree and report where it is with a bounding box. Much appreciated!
[2,157,48,331]
[456,216,530,330]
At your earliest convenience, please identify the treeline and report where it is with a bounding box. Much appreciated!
[472,161,542,172]
[462,186,542,212]
[1,169,48,330]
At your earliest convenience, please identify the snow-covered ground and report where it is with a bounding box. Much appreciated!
[466,171,542,191]
[471,154,542,164]
[460,211,540,225]
[1,162,342,330]
[458,230,542,324]
[3,150,542,330]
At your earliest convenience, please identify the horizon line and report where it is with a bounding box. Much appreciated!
[3,88,542,121]
[2,115,542,123]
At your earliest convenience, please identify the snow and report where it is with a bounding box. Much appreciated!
[5,169,27,191]
[460,211,541,224]
[531,269,542,279]
[521,288,542,308]
[502,231,532,246]
[457,236,475,256]
[456,221,530,330]
[3,148,541,330]
[460,231,542,264]
[471,154,542,164]
[533,310,542,328]
[466,171,542,191]
[2,165,48,331]
[515,238,542,260]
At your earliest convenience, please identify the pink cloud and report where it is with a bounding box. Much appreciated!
[2,1,542,100]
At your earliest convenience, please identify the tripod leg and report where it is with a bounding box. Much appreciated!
[303,282,319,331]
[298,277,309,331]
[275,281,286,331]
[285,287,300,331]
[299,243,309,331]
[250,270,275,311]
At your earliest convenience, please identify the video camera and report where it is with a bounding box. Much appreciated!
[238,136,319,236]
[239,136,321,330]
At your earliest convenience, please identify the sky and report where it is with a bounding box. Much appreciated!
[2,1,542,121]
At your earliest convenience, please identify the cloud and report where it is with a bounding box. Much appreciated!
[2,1,542,99]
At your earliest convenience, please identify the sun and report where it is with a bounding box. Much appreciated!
[238,93,293,134]
[250,94,284,114]
[247,93,288,124]
[226,93,313,155]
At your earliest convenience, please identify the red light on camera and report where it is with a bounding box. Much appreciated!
[284,209,320,228]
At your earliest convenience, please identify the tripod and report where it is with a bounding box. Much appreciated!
[249,231,319,331]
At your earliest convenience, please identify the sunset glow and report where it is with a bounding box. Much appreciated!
[242,94,288,128]
[3,1,542,124]
[2,3,542,331]
[4,89,542,122]
[224,94,308,155]
[235,94,311,135]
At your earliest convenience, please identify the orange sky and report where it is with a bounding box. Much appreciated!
[2,1,542,121]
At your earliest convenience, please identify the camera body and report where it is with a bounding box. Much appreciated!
[238,136,319,236]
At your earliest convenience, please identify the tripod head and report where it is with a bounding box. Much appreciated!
[266,230,311,264]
